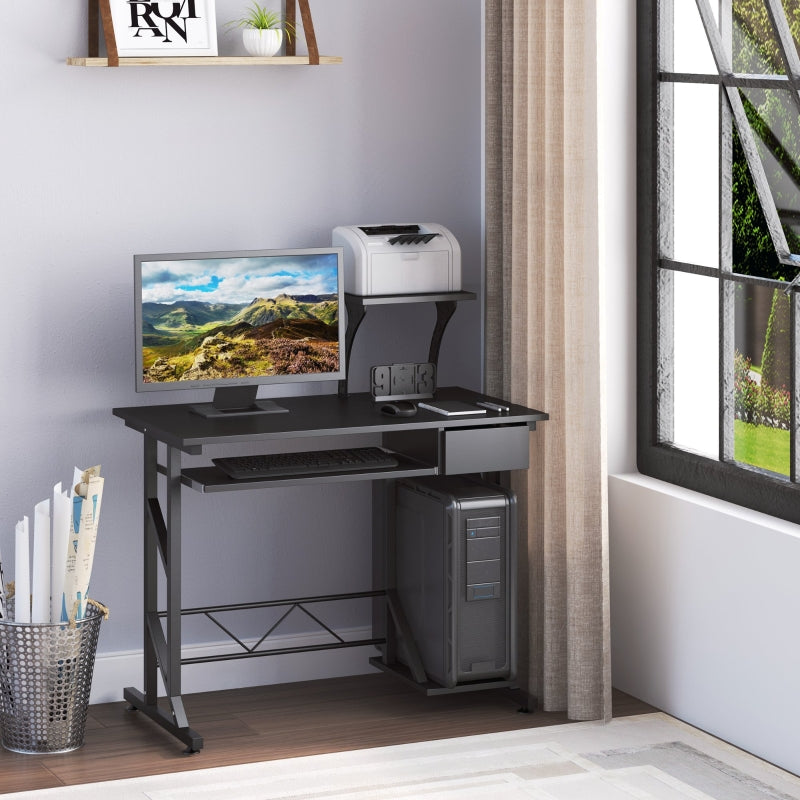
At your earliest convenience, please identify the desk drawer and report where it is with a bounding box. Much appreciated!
[442,425,529,474]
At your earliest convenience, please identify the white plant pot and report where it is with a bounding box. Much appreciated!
[242,28,283,57]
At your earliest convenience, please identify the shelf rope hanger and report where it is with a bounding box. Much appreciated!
[89,0,118,66]
[88,0,320,67]
[286,0,320,65]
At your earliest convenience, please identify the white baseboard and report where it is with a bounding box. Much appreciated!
[89,626,380,705]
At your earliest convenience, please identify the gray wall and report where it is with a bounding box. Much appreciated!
[0,1,483,666]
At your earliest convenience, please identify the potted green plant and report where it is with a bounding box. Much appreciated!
[226,2,296,57]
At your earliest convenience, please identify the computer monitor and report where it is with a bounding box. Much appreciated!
[134,247,345,417]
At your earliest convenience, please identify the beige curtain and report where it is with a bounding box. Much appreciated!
[485,0,611,721]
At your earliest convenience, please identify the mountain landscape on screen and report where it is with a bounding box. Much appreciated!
[141,293,340,382]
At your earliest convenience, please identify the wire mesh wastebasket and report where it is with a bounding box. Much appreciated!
[0,600,105,754]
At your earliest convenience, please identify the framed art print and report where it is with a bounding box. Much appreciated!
[109,0,218,57]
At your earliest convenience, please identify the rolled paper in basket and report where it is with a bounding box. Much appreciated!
[31,500,50,624]
[14,518,30,624]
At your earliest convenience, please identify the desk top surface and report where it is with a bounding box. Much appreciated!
[113,386,548,452]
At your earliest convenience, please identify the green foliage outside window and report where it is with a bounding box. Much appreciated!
[733,0,800,73]
[729,1,800,474]
[761,288,792,389]
[734,349,791,429]
[732,0,800,281]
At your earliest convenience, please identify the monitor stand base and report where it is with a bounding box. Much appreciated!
[189,399,289,418]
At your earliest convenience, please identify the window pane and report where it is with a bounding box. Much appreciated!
[733,0,800,75]
[733,0,783,75]
[670,270,720,458]
[732,124,789,279]
[734,282,791,475]
[666,0,718,74]
[736,87,800,278]
[661,82,720,268]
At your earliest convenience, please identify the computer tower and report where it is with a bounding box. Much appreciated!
[394,476,517,689]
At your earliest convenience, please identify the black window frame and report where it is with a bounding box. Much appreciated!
[637,0,800,525]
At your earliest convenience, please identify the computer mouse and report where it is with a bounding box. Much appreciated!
[380,400,418,417]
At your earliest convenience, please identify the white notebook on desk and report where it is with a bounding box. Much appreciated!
[417,400,487,417]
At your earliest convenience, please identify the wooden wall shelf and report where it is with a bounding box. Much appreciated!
[66,55,342,67]
[75,0,335,68]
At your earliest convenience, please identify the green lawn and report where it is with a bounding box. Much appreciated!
[734,420,790,476]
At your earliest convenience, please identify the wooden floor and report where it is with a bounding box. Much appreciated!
[0,675,656,794]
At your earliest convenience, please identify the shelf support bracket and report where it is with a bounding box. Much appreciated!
[429,300,458,366]
[339,294,368,396]
[89,0,119,66]
[285,0,320,65]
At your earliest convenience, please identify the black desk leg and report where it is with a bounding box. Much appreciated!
[375,479,428,684]
[144,437,159,705]
[165,445,195,741]
[372,481,389,659]
[124,440,203,753]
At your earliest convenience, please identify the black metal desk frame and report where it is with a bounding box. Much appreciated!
[113,388,547,753]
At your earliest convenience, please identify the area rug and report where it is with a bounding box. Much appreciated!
[5,713,800,799]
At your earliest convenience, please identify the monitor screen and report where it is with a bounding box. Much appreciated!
[134,247,345,416]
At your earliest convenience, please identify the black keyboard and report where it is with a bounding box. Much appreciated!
[213,446,400,480]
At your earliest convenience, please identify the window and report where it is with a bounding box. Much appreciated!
[638,0,800,524]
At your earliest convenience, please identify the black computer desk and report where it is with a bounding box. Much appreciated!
[113,387,548,752]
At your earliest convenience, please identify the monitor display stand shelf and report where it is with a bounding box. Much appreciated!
[113,388,547,753]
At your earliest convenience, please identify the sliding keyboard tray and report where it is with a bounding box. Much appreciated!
[182,451,436,492]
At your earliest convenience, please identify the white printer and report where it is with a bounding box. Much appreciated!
[332,223,461,295]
